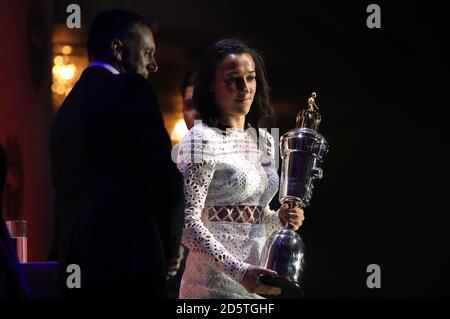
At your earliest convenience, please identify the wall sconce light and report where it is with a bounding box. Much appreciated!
[51,43,88,111]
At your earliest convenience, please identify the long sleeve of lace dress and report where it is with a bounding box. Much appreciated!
[177,129,249,283]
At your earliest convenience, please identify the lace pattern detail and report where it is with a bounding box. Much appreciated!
[207,206,265,224]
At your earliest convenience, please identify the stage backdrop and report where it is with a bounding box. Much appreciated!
[0,0,53,262]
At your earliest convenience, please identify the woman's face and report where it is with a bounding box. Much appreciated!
[212,53,256,120]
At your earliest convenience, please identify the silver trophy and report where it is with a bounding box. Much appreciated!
[259,92,329,298]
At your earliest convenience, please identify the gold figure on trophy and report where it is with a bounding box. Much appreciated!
[296,92,321,131]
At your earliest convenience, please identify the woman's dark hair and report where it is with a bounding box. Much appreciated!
[193,38,275,129]
[87,9,155,61]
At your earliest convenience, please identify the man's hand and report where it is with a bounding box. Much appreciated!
[167,245,185,279]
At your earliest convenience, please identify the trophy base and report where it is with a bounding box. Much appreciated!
[258,275,304,299]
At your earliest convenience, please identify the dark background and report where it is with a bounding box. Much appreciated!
[12,0,449,298]
[227,1,448,298]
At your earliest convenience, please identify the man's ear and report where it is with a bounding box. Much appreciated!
[111,39,124,62]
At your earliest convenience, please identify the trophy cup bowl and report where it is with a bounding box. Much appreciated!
[278,128,328,207]
[259,93,329,299]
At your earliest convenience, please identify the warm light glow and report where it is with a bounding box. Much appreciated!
[56,85,66,95]
[171,119,188,142]
[62,45,73,55]
[53,64,76,81]
[60,64,76,80]
[52,32,89,111]
[51,83,59,92]
[54,55,63,65]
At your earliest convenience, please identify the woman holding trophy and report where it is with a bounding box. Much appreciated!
[177,39,304,299]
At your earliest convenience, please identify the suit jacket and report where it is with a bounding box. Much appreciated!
[49,66,184,298]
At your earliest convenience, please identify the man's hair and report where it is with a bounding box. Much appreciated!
[87,9,155,60]
[180,70,196,96]
[193,38,275,129]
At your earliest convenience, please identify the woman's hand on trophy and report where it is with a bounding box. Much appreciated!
[240,266,282,295]
[279,204,305,231]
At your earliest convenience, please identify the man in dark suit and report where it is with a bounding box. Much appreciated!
[49,10,184,298]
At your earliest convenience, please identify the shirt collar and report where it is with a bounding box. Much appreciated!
[88,61,120,75]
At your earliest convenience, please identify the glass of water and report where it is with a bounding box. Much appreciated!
[6,220,28,263]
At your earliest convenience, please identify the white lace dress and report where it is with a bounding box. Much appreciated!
[177,122,283,299]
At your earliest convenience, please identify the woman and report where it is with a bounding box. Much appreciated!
[177,39,304,299]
